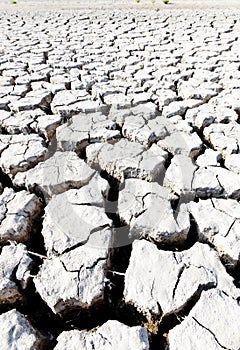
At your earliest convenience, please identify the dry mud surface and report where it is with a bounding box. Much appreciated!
[1,0,240,10]
[0,3,240,350]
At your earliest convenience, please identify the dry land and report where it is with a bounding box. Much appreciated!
[0,1,240,349]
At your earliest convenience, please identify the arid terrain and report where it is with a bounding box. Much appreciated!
[0,1,240,349]
[1,0,240,10]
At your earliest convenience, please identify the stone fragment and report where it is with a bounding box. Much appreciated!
[196,149,221,167]
[162,99,203,118]
[168,289,240,350]
[103,92,132,106]
[0,109,44,134]
[163,155,196,196]
[0,97,10,110]
[189,198,240,265]
[57,112,120,154]
[0,309,45,350]
[0,134,47,176]
[36,113,62,140]
[124,240,238,316]
[41,174,110,255]
[203,122,240,157]
[54,320,149,350]
[122,114,169,146]
[186,104,238,128]
[51,90,89,113]
[87,139,168,182]
[0,109,61,140]
[157,129,202,158]
[130,92,152,105]
[192,69,220,83]
[13,151,95,197]
[51,90,104,116]
[225,153,240,174]
[152,66,180,81]
[0,188,42,243]
[178,79,221,102]
[109,102,157,126]
[34,228,112,314]
[34,171,112,314]
[156,89,178,109]
[50,73,71,87]
[118,179,189,244]
[11,84,30,97]
[185,105,215,129]
[9,89,52,112]
[0,76,14,86]
[192,166,240,199]
[0,242,33,303]
[0,85,13,96]
[0,110,11,125]
[210,88,240,114]
[166,115,193,134]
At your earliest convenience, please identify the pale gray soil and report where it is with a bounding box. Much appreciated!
[1,0,240,10]
[0,3,240,350]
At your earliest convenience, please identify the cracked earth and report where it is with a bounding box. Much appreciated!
[0,1,240,349]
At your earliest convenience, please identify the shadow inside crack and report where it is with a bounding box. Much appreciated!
[150,281,216,350]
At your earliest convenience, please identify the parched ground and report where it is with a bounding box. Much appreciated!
[0,2,240,350]
[1,0,240,10]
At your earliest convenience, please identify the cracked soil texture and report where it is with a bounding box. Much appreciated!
[0,2,240,350]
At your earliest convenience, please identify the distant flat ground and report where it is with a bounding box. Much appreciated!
[1,0,240,11]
